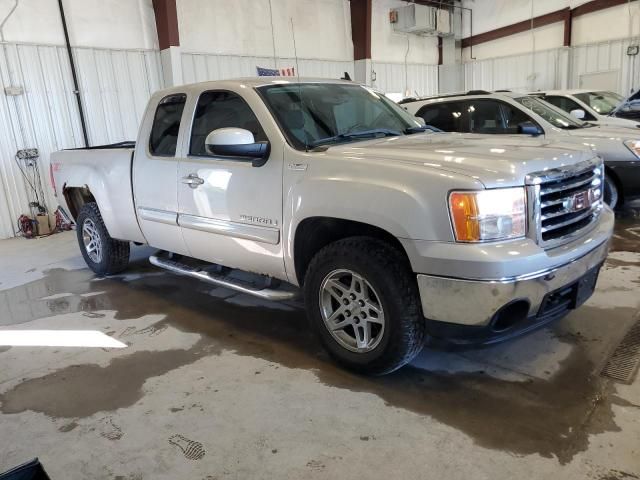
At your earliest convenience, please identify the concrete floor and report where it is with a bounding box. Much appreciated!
[0,206,639,480]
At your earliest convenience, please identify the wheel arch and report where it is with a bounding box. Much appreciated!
[63,185,96,220]
[292,216,412,286]
[604,165,624,202]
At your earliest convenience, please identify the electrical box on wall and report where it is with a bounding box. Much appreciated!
[391,4,452,36]
[391,4,436,35]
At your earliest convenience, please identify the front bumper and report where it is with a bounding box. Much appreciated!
[414,208,613,345]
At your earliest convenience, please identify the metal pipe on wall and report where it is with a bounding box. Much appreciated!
[57,0,89,148]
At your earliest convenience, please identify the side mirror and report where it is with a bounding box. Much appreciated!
[205,128,270,167]
[414,116,426,126]
[570,108,586,120]
[517,121,543,136]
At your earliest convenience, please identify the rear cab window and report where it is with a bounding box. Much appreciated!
[149,94,187,157]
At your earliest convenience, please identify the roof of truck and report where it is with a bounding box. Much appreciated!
[155,77,357,96]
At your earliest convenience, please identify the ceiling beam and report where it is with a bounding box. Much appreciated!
[461,0,636,49]
[461,8,568,49]
[572,0,631,17]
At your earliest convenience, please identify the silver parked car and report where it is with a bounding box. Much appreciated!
[402,91,640,208]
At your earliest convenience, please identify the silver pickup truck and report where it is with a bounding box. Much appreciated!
[50,78,614,375]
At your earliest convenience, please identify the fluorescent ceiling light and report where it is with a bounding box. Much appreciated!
[0,330,127,348]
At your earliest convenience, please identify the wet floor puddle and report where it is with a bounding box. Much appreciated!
[0,214,639,464]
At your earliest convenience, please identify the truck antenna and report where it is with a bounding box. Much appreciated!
[290,17,309,151]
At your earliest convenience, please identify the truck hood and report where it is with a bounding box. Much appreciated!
[330,132,595,188]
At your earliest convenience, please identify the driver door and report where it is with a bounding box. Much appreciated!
[176,89,286,280]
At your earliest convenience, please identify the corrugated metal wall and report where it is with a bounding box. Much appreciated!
[181,53,439,98]
[0,42,162,239]
[371,62,438,96]
[463,47,569,93]
[571,38,640,96]
[182,52,354,84]
[462,40,639,96]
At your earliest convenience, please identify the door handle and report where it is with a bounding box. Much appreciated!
[288,163,307,171]
[182,174,205,189]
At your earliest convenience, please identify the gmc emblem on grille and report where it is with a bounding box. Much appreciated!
[564,190,592,212]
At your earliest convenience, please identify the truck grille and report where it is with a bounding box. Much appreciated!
[526,157,604,248]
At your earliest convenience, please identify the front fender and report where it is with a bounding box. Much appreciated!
[282,157,483,283]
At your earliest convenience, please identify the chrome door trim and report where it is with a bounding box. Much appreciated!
[178,214,280,245]
[137,207,178,226]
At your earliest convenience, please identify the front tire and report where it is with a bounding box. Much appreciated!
[604,173,620,209]
[304,237,425,375]
[76,202,130,275]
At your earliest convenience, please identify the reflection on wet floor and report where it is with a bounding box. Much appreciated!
[0,203,638,465]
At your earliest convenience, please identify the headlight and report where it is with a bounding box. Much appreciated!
[624,139,640,158]
[449,188,526,242]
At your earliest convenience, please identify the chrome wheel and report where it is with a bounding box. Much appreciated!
[319,269,385,353]
[82,218,102,263]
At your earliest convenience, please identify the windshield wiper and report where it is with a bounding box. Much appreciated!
[405,125,442,134]
[309,129,401,148]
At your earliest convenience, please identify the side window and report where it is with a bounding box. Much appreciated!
[465,100,505,134]
[545,96,596,121]
[500,102,537,134]
[149,94,187,157]
[190,90,267,156]
[416,102,468,132]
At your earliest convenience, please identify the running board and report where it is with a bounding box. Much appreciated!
[149,255,299,301]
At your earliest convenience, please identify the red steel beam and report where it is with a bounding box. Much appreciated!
[461,8,568,48]
[572,0,631,17]
[152,0,180,50]
[350,0,372,60]
[461,0,635,49]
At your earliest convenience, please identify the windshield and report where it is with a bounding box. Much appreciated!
[515,96,587,129]
[574,91,623,115]
[258,83,423,150]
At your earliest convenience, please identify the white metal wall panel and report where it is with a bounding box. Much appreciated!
[181,52,354,84]
[464,47,568,93]
[0,42,162,239]
[570,39,639,95]
[371,62,438,96]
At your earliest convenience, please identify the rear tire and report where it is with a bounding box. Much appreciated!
[304,237,425,375]
[76,202,130,275]
[604,173,620,209]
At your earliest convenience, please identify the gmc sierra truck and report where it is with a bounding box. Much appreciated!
[51,78,614,375]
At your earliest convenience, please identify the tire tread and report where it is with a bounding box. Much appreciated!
[77,202,130,275]
[304,237,425,375]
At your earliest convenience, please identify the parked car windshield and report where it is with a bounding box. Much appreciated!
[573,91,623,115]
[258,83,424,150]
[514,96,587,129]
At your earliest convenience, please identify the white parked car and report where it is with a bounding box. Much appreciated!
[51,79,613,375]
[528,90,640,129]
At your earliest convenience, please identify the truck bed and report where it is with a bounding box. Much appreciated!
[50,143,146,244]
